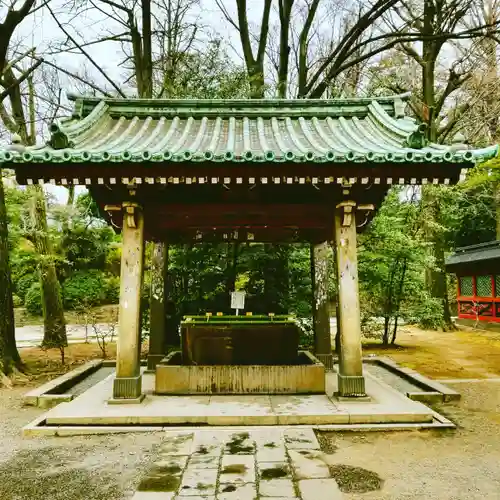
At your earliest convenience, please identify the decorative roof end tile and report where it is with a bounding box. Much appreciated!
[404,123,428,149]
[47,123,72,150]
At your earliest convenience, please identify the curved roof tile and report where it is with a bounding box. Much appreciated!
[0,93,498,165]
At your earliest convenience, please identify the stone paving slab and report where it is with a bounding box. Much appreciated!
[178,468,218,496]
[218,482,256,499]
[259,478,296,497]
[256,446,288,463]
[132,429,343,499]
[288,450,331,480]
[299,479,343,500]
[132,492,176,499]
[220,454,256,483]
[41,370,433,427]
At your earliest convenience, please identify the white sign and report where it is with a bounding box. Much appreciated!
[231,291,246,311]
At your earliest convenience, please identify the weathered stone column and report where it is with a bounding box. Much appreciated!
[311,242,333,370]
[334,201,366,397]
[147,242,168,370]
[112,202,145,402]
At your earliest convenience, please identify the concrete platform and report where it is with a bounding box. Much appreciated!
[37,369,434,428]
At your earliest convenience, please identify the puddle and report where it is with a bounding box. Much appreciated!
[261,466,288,479]
[152,465,182,474]
[222,464,247,474]
[138,474,180,492]
[225,432,255,454]
[264,442,277,448]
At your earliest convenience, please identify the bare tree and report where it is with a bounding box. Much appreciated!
[0,0,46,380]
[1,2,68,354]
[217,0,500,100]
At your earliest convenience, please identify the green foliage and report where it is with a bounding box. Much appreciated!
[62,270,118,309]
[12,294,22,308]
[359,188,438,342]
[59,225,115,273]
[411,296,444,330]
[25,282,42,316]
[15,272,38,301]
[452,164,498,246]
[4,181,29,250]
[103,275,120,304]
[159,39,249,99]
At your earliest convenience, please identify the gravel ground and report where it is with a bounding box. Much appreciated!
[0,388,163,500]
[319,380,500,500]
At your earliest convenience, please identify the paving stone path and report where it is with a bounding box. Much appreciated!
[132,428,343,499]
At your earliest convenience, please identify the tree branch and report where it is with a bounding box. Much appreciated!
[46,2,126,97]
[0,58,43,103]
[308,20,500,98]
[0,0,37,73]
[38,58,112,96]
[297,0,320,97]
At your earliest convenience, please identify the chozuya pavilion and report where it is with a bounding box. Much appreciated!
[1,93,496,405]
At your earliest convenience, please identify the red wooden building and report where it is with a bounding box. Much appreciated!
[446,241,500,323]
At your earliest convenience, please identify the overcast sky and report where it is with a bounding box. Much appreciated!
[3,0,269,202]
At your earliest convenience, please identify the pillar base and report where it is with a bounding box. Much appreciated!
[315,353,334,371]
[147,354,165,371]
[337,373,366,397]
[111,375,143,401]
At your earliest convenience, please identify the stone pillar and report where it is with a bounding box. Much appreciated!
[147,242,168,370]
[334,201,366,397]
[111,202,145,403]
[311,242,333,370]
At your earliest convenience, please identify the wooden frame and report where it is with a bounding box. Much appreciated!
[457,273,500,323]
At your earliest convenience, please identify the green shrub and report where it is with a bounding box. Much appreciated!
[63,270,106,310]
[12,294,22,308]
[103,275,120,304]
[16,273,38,301]
[25,282,42,316]
[412,296,444,330]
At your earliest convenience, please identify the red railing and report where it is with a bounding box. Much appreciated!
[457,274,500,323]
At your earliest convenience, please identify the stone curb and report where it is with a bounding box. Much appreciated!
[23,359,103,407]
[363,356,461,402]
[22,418,455,438]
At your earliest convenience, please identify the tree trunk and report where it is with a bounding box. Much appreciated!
[277,0,293,98]
[383,316,390,346]
[495,183,500,240]
[248,65,266,99]
[422,186,454,329]
[0,172,22,376]
[29,185,67,348]
[225,242,239,296]
[422,0,438,141]
[391,258,409,344]
[391,316,398,344]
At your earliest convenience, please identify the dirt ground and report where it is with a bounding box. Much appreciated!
[317,325,500,500]
[362,325,500,379]
[0,387,163,500]
[2,325,500,499]
[12,341,150,387]
[319,380,500,500]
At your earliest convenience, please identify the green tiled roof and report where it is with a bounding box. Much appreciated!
[0,93,497,164]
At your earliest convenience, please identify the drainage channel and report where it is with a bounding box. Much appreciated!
[69,366,115,396]
[362,363,426,395]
